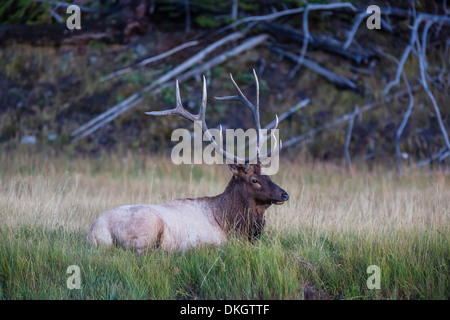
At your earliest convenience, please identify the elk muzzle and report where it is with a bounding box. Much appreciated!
[273,190,289,205]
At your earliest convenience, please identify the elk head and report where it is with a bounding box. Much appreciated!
[213,69,289,208]
[227,163,289,206]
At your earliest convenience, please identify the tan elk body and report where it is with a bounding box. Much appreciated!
[87,201,226,252]
[88,71,289,252]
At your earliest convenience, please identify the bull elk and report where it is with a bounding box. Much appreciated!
[88,70,289,252]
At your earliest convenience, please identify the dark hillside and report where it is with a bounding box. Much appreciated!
[0,0,448,171]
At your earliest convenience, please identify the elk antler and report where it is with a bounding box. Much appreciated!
[146,76,254,164]
[214,69,282,164]
[146,71,281,164]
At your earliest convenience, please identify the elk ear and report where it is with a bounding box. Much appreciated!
[228,164,246,176]
[227,163,260,176]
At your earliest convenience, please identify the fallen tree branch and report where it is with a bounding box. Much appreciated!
[49,7,64,23]
[282,83,423,149]
[140,32,246,93]
[266,98,311,130]
[71,33,269,142]
[383,13,450,95]
[288,2,357,79]
[176,34,269,83]
[71,32,244,140]
[395,73,414,175]
[343,11,369,50]
[344,106,359,172]
[215,7,306,34]
[271,46,359,91]
[100,40,200,82]
[74,35,270,143]
[380,10,450,169]
[417,20,450,153]
[35,0,104,13]
[262,23,375,64]
[414,147,450,168]
[71,93,145,143]
[378,47,417,175]
[343,10,395,49]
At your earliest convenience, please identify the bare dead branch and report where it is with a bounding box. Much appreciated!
[378,47,417,175]
[49,8,64,23]
[383,13,450,95]
[343,11,368,50]
[35,0,104,13]
[415,147,450,168]
[231,0,238,21]
[140,32,246,93]
[344,106,359,172]
[71,33,269,142]
[266,98,310,130]
[216,7,306,34]
[288,2,357,79]
[395,73,414,175]
[417,20,450,153]
[262,23,375,64]
[184,0,191,33]
[271,46,359,90]
[282,83,423,150]
[71,94,146,143]
[71,32,244,140]
[177,34,269,84]
[100,41,199,82]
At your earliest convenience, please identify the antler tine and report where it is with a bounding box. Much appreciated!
[253,69,260,121]
[214,73,261,131]
[259,132,282,164]
[259,113,281,162]
[259,114,279,146]
[214,74,256,111]
[199,75,207,123]
[252,69,262,161]
[145,79,198,123]
[208,124,258,164]
[214,71,263,162]
[147,76,257,164]
[198,77,251,164]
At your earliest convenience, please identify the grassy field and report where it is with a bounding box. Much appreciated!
[0,150,448,300]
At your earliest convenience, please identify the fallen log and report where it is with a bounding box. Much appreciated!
[262,23,376,64]
[415,147,450,168]
[270,46,359,91]
[100,40,200,82]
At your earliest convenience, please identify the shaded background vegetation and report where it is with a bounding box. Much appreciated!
[0,0,449,171]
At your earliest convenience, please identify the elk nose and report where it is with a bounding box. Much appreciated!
[281,192,289,201]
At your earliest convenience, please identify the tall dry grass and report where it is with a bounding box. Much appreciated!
[1,151,447,234]
[0,150,448,299]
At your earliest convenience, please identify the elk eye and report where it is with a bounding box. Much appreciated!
[251,179,258,184]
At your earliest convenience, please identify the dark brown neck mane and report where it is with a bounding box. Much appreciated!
[206,176,271,240]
